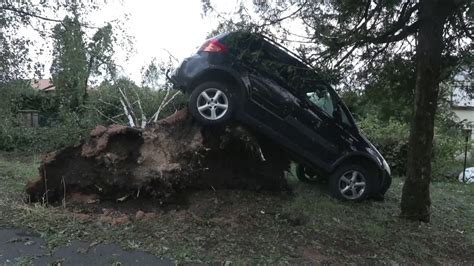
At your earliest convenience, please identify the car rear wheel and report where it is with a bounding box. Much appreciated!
[296,164,324,183]
[329,164,372,201]
[188,82,235,125]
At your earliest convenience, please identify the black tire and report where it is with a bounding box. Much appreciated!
[329,164,373,202]
[296,164,324,184]
[188,81,236,125]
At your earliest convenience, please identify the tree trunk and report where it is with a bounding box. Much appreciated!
[401,0,458,222]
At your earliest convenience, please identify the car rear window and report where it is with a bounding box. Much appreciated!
[224,33,309,88]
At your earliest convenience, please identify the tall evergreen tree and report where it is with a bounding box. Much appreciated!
[50,12,88,110]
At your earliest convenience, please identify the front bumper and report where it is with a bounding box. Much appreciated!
[166,66,184,90]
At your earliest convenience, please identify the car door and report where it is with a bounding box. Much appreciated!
[247,74,295,119]
[235,39,308,147]
[243,39,297,120]
[290,84,348,169]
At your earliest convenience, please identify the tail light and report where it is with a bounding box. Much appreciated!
[198,39,227,53]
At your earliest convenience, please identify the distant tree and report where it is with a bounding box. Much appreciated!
[50,11,117,111]
[140,58,182,122]
[50,12,89,110]
[0,0,103,84]
[0,1,129,87]
[86,23,117,89]
[141,58,164,90]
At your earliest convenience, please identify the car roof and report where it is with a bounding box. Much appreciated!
[220,31,330,87]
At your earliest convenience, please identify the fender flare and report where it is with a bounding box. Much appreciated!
[190,65,250,98]
[330,152,382,173]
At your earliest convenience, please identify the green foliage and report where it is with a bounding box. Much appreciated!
[343,55,466,180]
[431,126,465,179]
[0,111,94,153]
[87,23,116,80]
[358,116,409,176]
[1,1,122,84]
[359,55,416,123]
[0,81,59,122]
[358,115,465,180]
[89,78,186,125]
[0,33,33,83]
[50,14,88,110]
[1,2,134,153]
[141,58,167,89]
[10,89,59,114]
[50,13,117,112]
[0,77,185,153]
[0,81,31,111]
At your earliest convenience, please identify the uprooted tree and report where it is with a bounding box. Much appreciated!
[26,109,291,204]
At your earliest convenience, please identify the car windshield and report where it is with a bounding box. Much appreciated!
[304,84,356,129]
[306,89,335,117]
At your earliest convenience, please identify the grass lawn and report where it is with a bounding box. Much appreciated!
[0,152,473,264]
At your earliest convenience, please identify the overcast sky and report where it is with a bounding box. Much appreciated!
[21,0,245,84]
[104,0,219,82]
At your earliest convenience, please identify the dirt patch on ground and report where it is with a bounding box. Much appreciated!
[26,109,290,205]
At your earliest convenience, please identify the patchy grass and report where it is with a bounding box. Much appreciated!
[0,152,39,195]
[0,152,473,264]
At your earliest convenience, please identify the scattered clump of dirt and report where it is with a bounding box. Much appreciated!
[26,109,291,205]
[99,211,131,227]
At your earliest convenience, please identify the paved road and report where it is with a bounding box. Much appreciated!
[0,228,174,265]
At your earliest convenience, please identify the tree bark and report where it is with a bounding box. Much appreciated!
[401,0,459,222]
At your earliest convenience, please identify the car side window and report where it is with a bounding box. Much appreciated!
[233,38,302,87]
[305,86,336,117]
[255,44,294,81]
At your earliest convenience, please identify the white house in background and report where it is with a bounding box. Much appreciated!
[451,69,474,136]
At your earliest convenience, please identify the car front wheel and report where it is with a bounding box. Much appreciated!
[329,164,373,201]
[188,82,235,125]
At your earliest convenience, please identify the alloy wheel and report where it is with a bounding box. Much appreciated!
[196,88,229,120]
[338,170,366,200]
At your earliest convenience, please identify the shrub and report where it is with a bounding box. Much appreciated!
[358,116,409,176]
[0,79,186,153]
[358,115,465,180]
[0,111,97,153]
[432,126,465,179]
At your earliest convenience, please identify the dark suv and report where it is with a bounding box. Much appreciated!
[169,31,391,201]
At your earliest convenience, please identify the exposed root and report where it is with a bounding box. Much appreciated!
[26,109,290,204]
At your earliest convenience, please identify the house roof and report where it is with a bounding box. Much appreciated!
[30,79,55,92]
[29,79,95,92]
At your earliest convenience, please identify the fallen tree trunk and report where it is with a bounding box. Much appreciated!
[26,109,291,204]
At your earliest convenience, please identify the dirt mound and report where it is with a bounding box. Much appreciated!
[26,109,291,204]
